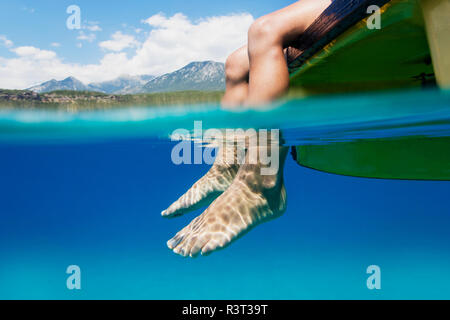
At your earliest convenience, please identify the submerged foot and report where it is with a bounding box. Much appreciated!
[167,162,287,257]
[161,148,240,218]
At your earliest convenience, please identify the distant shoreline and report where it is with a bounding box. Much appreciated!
[0,89,224,111]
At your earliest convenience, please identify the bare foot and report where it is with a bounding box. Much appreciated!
[167,147,288,257]
[161,146,240,218]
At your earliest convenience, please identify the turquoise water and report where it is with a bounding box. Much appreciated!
[0,89,450,299]
[1,89,450,144]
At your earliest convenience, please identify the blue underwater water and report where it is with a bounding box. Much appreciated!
[0,89,450,299]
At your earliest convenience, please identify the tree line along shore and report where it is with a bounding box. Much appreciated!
[0,89,225,110]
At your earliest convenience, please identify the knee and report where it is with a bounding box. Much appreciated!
[248,16,282,54]
[225,48,249,84]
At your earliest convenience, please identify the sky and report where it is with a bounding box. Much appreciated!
[0,0,293,89]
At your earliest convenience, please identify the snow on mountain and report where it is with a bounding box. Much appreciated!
[142,61,225,93]
[26,61,225,94]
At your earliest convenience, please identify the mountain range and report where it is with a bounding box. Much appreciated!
[27,61,225,94]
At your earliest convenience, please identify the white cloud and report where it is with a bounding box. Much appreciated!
[130,12,254,75]
[85,24,102,32]
[0,12,254,89]
[50,42,61,47]
[77,31,96,42]
[12,46,57,60]
[99,31,138,52]
[21,6,35,14]
[0,35,13,48]
[76,22,101,43]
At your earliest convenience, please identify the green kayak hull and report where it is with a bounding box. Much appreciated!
[291,0,450,180]
[289,0,434,94]
[296,136,450,180]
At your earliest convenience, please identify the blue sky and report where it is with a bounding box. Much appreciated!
[0,1,293,89]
